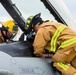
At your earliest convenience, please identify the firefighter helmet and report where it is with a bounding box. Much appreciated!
[3,20,18,34]
[26,13,43,33]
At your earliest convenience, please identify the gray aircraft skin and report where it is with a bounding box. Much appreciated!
[0,0,76,75]
[0,51,59,75]
[0,41,60,75]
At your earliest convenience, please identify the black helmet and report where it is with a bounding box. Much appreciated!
[30,13,43,28]
[25,13,43,34]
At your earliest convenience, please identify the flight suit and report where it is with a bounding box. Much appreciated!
[33,21,76,75]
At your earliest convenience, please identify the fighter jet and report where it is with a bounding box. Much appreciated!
[0,0,76,75]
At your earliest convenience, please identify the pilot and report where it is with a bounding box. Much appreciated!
[0,20,18,43]
[26,13,76,75]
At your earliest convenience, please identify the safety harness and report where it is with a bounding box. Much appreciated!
[49,24,76,53]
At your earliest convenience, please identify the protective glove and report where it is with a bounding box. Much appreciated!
[26,31,36,42]
[41,54,53,58]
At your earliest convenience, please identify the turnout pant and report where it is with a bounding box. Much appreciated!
[52,44,76,75]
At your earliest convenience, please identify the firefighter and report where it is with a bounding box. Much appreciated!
[27,13,76,75]
[0,20,18,43]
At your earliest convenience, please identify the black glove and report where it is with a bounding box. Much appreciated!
[26,31,36,43]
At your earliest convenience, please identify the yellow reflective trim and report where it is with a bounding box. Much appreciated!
[27,20,31,24]
[29,16,33,19]
[74,73,76,75]
[57,62,69,71]
[59,37,76,49]
[26,24,29,28]
[49,25,67,52]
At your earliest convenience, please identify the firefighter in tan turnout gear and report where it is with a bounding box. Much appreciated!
[26,13,76,75]
[0,20,18,43]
